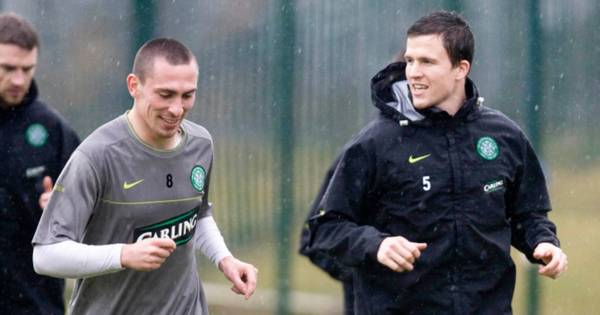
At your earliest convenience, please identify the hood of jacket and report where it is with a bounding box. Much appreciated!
[22,79,39,106]
[370,61,483,125]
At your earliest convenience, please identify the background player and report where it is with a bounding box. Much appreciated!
[0,12,79,314]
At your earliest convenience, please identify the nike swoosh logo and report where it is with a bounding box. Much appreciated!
[123,179,144,190]
[408,154,431,164]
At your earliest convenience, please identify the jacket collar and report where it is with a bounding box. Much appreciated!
[370,61,481,125]
[22,79,39,107]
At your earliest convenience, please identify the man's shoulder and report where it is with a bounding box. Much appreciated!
[25,100,79,143]
[77,115,128,156]
[181,119,212,143]
[476,105,524,134]
[28,99,70,125]
[477,105,511,120]
[355,114,400,142]
[338,115,397,154]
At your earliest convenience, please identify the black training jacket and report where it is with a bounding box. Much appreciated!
[300,154,352,282]
[300,155,356,315]
[0,81,80,315]
[305,62,560,315]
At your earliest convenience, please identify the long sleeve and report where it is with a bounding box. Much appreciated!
[307,141,388,268]
[299,154,354,282]
[508,133,559,262]
[33,240,124,278]
[194,215,232,266]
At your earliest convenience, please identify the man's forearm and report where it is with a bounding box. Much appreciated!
[195,215,233,266]
[33,240,124,278]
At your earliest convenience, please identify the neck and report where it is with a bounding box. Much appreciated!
[437,83,467,117]
[126,110,181,150]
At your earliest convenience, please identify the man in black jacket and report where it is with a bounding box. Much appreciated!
[304,11,567,315]
[0,13,80,314]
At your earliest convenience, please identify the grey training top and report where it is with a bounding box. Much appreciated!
[33,113,214,315]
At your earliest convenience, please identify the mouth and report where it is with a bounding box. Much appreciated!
[7,88,25,97]
[161,117,180,128]
[410,83,428,95]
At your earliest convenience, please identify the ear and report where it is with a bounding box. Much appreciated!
[126,74,140,97]
[455,60,470,80]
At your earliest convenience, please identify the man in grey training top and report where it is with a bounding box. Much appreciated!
[32,38,257,314]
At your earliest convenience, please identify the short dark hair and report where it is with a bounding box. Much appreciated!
[0,12,40,50]
[132,38,196,83]
[407,11,474,66]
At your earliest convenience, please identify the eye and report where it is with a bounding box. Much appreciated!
[0,65,16,72]
[159,92,173,99]
[182,92,195,100]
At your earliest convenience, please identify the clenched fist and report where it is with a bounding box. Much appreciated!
[377,236,427,272]
[121,238,177,271]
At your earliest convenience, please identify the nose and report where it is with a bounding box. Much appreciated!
[10,70,26,86]
[406,63,423,79]
[168,101,184,117]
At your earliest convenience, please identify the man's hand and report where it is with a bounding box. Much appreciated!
[533,242,568,279]
[377,236,427,272]
[120,238,176,271]
[218,256,258,299]
[38,176,53,210]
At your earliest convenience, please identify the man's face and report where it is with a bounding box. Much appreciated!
[129,57,198,143]
[0,43,37,109]
[404,34,466,112]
